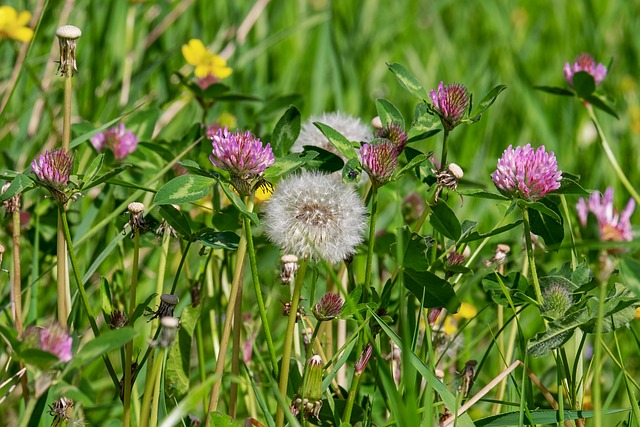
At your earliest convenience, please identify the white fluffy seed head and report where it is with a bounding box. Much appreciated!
[263,171,367,264]
[56,25,82,39]
[292,112,372,154]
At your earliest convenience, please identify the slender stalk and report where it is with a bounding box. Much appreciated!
[62,73,72,150]
[363,186,378,300]
[342,372,362,423]
[522,207,542,305]
[56,214,68,324]
[123,229,141,427]
[229,282,243,418]
[244,212,278,376]
[139,347,166,427]
[440,128,450,167]
[592,279,608,427]
[206,219,249,421]
[149,348,164,427]
[60,208,120,389]
[275,260,308,427]
[586,104,640,204]
[11,210,23,334]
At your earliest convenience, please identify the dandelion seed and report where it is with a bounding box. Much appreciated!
[91,124,138,160]
[564,53,607,87]
[491,144,562,201]
[430,82,470,131]
[293,112,372,154]
[577,187,634,243]
[263,171,367,264]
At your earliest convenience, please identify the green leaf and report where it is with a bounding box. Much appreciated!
[553,176,589,195]
[195,228,240,250]
[131,294,159,324]
[159,377,216,427]
[533,85,575,96]
[217,182,259,225]
[0,324,20,351]
[17,349,60,369]
[100,277,113,317]
[80,154,104,189]
[68,327,137,369]
[158,204,192,238]
[375,98,404,128]
[83,163,133,190]
[460,220,523,243]
[430,200,461,240]
[386,62,429,100]
[482,272,530,307]
[216,93,261,102]
[390,154,429,182]
[177,160,220,178]
[254,93,303,121]
[391,226,434,271]
[0,173,35,201]
[407,104,441,142]
[580,284,640,333]
[403,268,460,310]
[271,105,302,157]
[165,304,202,401]
[584,93,619,119]
[153,175,216,205]
[297,146,343,173]
[342,158,363,183]
[526,200,564,247]
[474,408,633,427]
[572,71,596,98]
[263,151,319,179]
[469,85,507,121]
[209,412,235,427]
[313,122,358,160]
[459,189,510,201]
[528,325,576,357]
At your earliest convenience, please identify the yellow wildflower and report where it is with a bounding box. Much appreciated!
[0,6,34,42]
[254,184,273,203]
[182,39,232,79]
[453,302,478,321]
[443,317,458,335]
[217,112,237,130]
[635,306,640,319]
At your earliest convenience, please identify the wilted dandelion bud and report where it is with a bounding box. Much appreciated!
[48,397,74,425]
[312,292,344,321]
[147,294,179,322]
[108,309,128,329]
[280,254,299,284]
[458,360,477,398]
[360,138,399,187]
[282,298,305,321]
[31,149,74,204]
[486,243,511,267]
[430,81,470,131]
[125,202,146,235]
[428,307,443,326]
[157,316,180,347]
[1,182,21,216]
[355,343,373,375]
[434,163,464,203]
[375,122,408,153]
[55,25,81,76]
[541,283,573,319]
[447,251,466,267]
[291,355,323,420]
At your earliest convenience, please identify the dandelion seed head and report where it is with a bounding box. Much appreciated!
[293,112,372,154]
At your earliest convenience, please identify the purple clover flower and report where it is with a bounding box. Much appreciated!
[31,149,73,191]
[564,54,607,87]
[375,123,408,153]
[491,144,562,201]
[359,138,398,187]
[576,187,635,243]
[430,82,470,131]
[39,323,73,363]
[91,124,138,161]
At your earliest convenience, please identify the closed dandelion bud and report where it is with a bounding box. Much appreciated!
[280,254,299,284]
[125,202,146,235]
[312,292,344,321]
[428,307,443,326]
[541,283,573,319]
[355,343,373,375]
[295,355,324,420]
[55,25,81,76]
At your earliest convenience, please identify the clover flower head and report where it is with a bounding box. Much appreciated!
[375,122,408,153]
[0,6,34,42]
[576,187,635,243]
[91,124,138,160]
[491,144,562,201]
[355,343,373,375]
[360,138,398,187]
[31,149,73,192]
[564,53,607,87]
[312,292,344,321]
[182,39,232,80]
[430,82,470,131]
[293,112,372,154]
[263,171,367,263]
[541,283,573,319]
[36,322,73,363]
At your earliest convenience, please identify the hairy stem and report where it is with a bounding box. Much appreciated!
[123,229,140,427]
[522,207,542,305]
[363,186,378,300]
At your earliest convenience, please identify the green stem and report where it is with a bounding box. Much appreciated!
[169,240,192,295]
[123,230,140,427]
[592,279,608,427]
[63,73,72,151]
[229,282,243,418]
[60,208,120,389]
[522,207,542,305]
[244,212,278,376]
[139,347,166,427]
[586,104,640,204]
[11,209,23,334]
[275,260,308,427]
[363,186,378,300]
[342,373,362,423]
[440,128,450,167]
[205,213,250,421]
[56,213,68,324]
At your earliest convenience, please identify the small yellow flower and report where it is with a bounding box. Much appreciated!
[453,302,478,321]
[182,39,232,79]
[635,306,640,319]
[0,6,34,42]
[443,317,458,335]
[217,112,237,130]
[254,184,272,203]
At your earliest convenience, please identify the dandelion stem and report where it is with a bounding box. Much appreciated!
[342,372,362,423]
[586,104,640,204]
[139,347,166,427]
[206,205,250,420]
[60,208,120,389]
[592,279,608,427]
[275,259,307,427]
[364,186,378,300]
[522,207,542,305]
[62,73,72,151]
[244,212,278,376]
[56,213,68,324]
[123,229,140,427]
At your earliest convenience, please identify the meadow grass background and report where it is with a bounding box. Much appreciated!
[1,0,640,425]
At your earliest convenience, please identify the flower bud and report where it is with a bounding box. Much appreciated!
[354,343,373,375]
[312,292,344,321]
[280,254,299,284]
[541,283,573,319]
